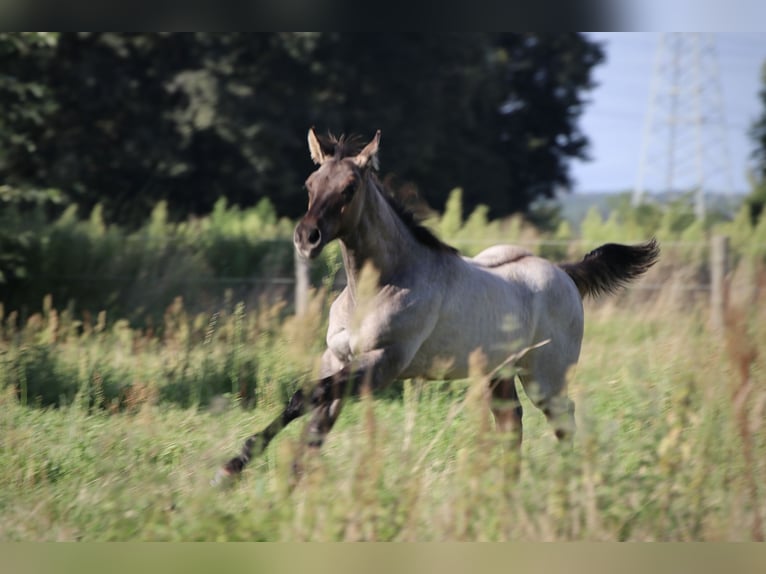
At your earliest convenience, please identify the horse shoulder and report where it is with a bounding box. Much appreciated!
[353,280,441,348]
[326,287,353,363]
[322,278,442,388]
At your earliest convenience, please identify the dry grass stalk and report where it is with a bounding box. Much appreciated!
[724,304,763,541]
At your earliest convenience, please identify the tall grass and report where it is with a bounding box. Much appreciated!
[0,291,325,412]
[0,198,300,322]
[2,191,766,540]
[1,266,764,540]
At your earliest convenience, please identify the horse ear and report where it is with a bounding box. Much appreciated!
[353,130,381,170]
[308,127,328,165]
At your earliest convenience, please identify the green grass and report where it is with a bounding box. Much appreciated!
[1,291,764,541]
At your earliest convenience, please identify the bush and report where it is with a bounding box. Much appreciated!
[0,292,318,411]
[0,198,301,323]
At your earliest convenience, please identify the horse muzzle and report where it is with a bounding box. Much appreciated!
[294,220,325,259]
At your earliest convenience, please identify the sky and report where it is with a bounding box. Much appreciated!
[570,32,766,195]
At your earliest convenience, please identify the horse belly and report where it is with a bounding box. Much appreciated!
[401,257,580,382]
[401,305,529,380]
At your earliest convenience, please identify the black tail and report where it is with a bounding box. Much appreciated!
[559,238,660,299]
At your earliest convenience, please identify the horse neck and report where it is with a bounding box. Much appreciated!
[339,176,422,296]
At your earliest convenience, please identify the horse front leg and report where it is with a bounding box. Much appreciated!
[214,346,407,485]
[300,363,368,448]
[212,387,308,485]
[301,348,352,455]
[213,349,346,485]
[213,369,361,486]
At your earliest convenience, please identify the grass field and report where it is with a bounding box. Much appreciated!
[1,280,765,541]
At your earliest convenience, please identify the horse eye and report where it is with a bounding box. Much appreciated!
[341,185,355,202]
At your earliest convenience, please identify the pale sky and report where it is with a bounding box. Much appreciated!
[571,32,766,195]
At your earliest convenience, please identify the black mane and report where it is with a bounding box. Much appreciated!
[370,174,458,255]
[323,130,457,255]
[317,132,366,160]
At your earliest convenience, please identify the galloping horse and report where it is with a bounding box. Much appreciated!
[215,129,659,482]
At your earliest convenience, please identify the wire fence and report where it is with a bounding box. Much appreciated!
[21,236,763,325]
[287,237,754,299]
[31,237,762,292]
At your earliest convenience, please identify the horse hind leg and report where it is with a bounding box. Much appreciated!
[491,376,523,444]
[490,376,523,478]
[542,394,576,445]
[520,369,576,446]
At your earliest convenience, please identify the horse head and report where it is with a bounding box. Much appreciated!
[294,128,380,259]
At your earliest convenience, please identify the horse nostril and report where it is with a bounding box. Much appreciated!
[307,228,321,246]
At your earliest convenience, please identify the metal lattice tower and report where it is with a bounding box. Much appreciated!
[633,33,734,219]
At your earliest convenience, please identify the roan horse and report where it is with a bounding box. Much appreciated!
[215,129,659,483]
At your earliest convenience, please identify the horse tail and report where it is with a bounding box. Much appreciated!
[559,238,660,299]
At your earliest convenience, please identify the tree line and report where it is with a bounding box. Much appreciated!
[1,33,604,224]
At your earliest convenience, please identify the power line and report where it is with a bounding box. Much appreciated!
[633,33,735,219]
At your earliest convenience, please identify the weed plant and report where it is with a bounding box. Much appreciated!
[2,192,765,540]
[1,269,764,540]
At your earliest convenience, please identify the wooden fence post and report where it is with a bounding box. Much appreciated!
[710,235,729,331]
[295,250,310,316]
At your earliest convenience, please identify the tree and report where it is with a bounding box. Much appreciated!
[10,33,211,222]
[302,33,506,217]
[0,33,60,202]
[301,33,603,220]
[0,33,604,224]
[747,60,766,225]
[0,33,63,284]
[488,33,604,216]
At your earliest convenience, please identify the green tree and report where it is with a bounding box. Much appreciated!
[488,33,604,216]
[0,33,604,224]
[14,33,211,222]
[747,60,766,225]
[0,33,59,187]
[0,33,63,284]
[304,33,603,220]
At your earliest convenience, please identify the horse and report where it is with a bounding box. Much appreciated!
[214,128,659,484]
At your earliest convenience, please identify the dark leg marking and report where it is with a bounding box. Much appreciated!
[491,376,523,447]
[306,399,344,448]
[216,365,367,482]
[221,388,307,477]
[491,376,523,480]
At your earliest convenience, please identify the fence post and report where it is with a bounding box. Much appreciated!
[710,234,729,331]
[294,250,310,316]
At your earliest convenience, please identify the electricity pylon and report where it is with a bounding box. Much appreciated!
[633,33,733,219]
